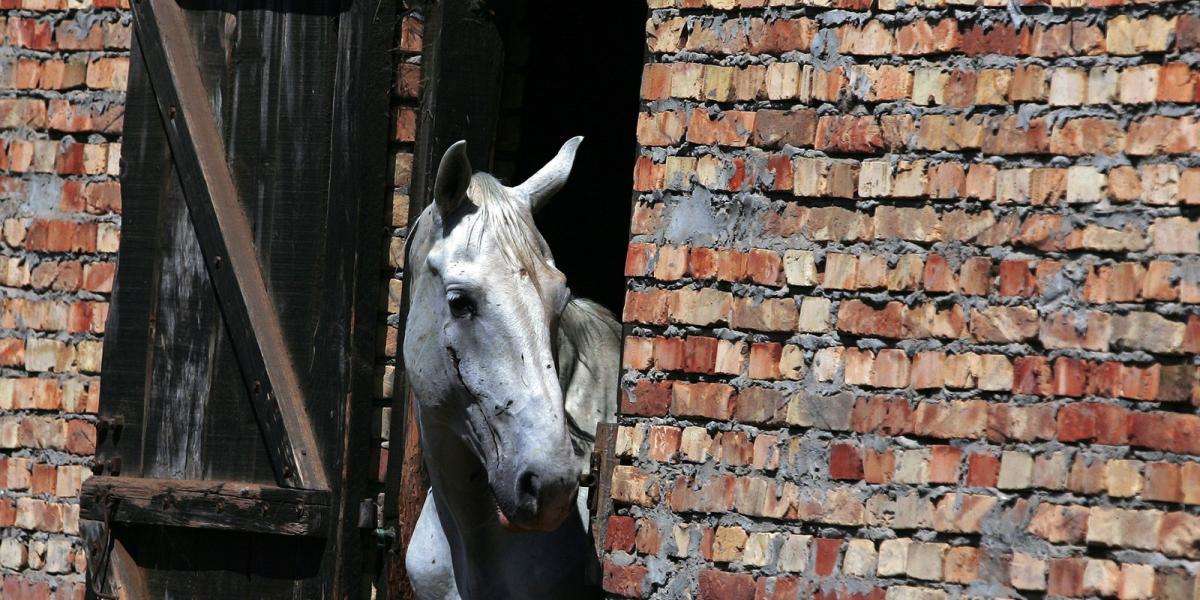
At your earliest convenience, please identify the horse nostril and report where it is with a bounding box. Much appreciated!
[518,470,541,507]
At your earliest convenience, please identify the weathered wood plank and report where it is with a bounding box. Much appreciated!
[387,390,426,598]
[589,422,618,561]
[81,477,331,537]
[325,0,396,592]
[130,0,327,490]
[96,29,168,481]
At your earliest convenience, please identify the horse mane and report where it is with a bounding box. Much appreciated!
[466,173,549,279]
[557,297,621,452]
[560,297,620,371]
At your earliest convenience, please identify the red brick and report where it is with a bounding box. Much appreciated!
[1020,214,1067,254]
[853,395,914,437]
[622,289,668,325]
[765,154,794,192]
[815,115,884,153]
[1130,412,1200,455]
[829,443,863,481]
[699,570,755,600]
[1052,357,1088,398]
[753,109,817,149]
[671,382,736,421]
[922,254,957,293]
[1158,63,1197,103]
[632,156,664,192]
[606,515,636,552]
[688,109,755,147]
[0,338,25,367]
[398,15,423,52]
[1145,462,1183,503]
[1012,356,1052,396]
[622,380,672,417]
[3,577,52,600]
[30,463,54,494]
[748,342,781,380]
[998,260,1037,296]
[837,300,905,339]
[716,249,748,282]
[653,337,685,372]
[863,448,895,484]
[79,260,114,293]
[647,426,681,463]
[640,63,670,101]
[684,336,719,374]
[1179,15,1200,51]
[635,518,662,555]
[1048,558,1086,597]
[966,452,1001,487]
[813,538,842,576]
[0,499,14,527]
[897,19,961,55]
[24,219,97,253]
[754,576,805,600]
[65,419,95,454]
[961,22,1030,56]
[929,446,963,484]
[1185,315,1200,354]
[668,474,735,514]
[745,249,781,286]
[624,243,655,277]
[689,247,718,280]
[732,387,786,425]
[396,62,421,99]
[603,561,647,598]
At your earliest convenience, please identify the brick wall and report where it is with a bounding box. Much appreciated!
[606,1,1200,599]
[378,4,421,482]
[0,1,128,598]
[375,4,421,596]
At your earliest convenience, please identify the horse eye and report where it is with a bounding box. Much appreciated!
[447,291,476,319]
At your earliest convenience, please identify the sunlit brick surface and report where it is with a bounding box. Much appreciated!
[607,1,1200,598]
[0,1,129,597]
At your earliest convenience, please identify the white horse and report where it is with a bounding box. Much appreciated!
[403,137,621,600]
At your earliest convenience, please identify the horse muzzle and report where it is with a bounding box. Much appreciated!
[493,463,578,532]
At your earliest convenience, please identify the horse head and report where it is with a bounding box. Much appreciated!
[409,137,584,532]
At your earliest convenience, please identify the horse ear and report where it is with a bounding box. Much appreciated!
[514,136,582,214]
[435,140,472,217]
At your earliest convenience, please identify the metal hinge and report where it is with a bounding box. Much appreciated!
[359,497,396,550]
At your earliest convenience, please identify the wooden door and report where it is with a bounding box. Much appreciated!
[80,0,393,597]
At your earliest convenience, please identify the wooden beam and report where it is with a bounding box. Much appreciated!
[81,477,331,537]
[589,422,618,560]
[386,390,426,598]
[130,0,327,490]
[325,0,396,593]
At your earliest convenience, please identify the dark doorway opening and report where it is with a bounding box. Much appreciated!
[494,3,645,314]
[387,5,645,595]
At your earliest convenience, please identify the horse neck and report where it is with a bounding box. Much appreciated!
[555,298,622,476]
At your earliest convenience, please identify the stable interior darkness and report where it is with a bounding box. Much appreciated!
[497,3,646,315]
